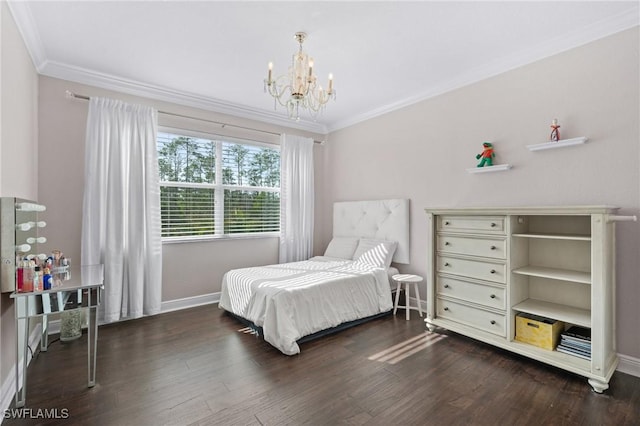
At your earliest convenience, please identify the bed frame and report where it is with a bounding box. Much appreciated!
[227,310,392,344]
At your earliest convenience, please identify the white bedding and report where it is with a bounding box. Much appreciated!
[218,256,393,355]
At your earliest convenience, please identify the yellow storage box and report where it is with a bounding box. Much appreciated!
[515,313,564,350]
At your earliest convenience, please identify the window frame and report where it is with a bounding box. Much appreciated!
[158,126,281,243]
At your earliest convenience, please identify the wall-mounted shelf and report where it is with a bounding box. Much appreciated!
[466,164,512,174]
[527,137,588,151]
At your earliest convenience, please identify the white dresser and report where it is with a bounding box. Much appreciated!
[425,206,625,393]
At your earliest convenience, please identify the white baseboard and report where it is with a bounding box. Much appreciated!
[1,326,43,421]
[617,353,640,378]
[407,296,427,316]
[160,292,220,314]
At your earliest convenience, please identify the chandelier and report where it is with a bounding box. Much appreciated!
[264,32,335,121]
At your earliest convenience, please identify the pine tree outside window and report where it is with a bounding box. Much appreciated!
[158,130,280,239]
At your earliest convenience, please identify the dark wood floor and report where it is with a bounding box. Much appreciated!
[4,305,640,425]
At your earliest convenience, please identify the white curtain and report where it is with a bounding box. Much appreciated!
[82,97,162,323]
[279,134,315,263]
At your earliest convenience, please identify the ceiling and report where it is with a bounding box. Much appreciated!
[8,1,639,134]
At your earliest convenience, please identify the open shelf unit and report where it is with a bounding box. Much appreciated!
[425,206,618,393]
[510,214,594,329]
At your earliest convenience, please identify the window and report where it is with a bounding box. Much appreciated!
[157,130,280,239]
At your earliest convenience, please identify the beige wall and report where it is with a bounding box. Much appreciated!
[37,76,326,303]
[0,0,39,398]
[323,27,640,358]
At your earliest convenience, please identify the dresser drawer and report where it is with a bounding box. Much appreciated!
[438,215,505,234]
[437,234,506,259]
[437,275,506,310]
[437,255,506,284]
[437,298,506,337]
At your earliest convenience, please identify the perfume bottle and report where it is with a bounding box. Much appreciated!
[43,267,52,290]
[33,266,42,291]
[23,262,34,292]
[16,259,24,292]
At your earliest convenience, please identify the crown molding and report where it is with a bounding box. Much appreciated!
[327,7,640,132]
[39,60,328,134]
[6,0,47,71]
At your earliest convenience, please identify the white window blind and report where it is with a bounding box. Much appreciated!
[158,131,280,239]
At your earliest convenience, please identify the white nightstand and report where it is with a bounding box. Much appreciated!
[392,274,424,320]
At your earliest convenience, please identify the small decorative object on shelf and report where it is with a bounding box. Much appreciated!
[550,118,561,141]
[468,142,511,173]
[476,142,495,167]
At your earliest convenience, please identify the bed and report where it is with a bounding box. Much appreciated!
[218,198,410,355]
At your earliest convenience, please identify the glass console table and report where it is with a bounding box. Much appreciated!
[9,264,104,408]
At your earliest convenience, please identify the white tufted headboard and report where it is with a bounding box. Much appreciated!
[333,199,410,264]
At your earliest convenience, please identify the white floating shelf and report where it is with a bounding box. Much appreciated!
[527,137,588,151]
[466,164,512,174]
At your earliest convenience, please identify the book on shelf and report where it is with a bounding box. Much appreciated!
[561,334,592,345]
[557,325,592,360]
[556,345,591,360]
[562,325,591,342]
[558,342,591,355]
[560,337,591,350]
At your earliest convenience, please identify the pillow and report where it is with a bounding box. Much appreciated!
[323,237,360,260]
[352,239,398,269]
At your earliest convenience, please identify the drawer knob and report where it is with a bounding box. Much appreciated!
[444,241,451,246]
[490,320,496,325]
[490,294,496,299]
[444,284,450,289]
[444,307,450,311]
[490,245,497,250]
[490,269,496,274]
[444,262,450,267]
[444,221,450,225]
[490,222,497,228]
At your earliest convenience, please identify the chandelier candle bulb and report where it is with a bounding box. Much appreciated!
[267,62,273,84]
[328,74,333,94]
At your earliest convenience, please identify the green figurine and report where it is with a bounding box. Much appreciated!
[476,142,495,167]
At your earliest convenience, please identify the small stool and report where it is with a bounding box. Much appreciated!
[392,274,424,320]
